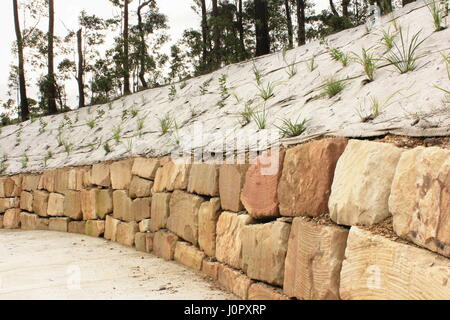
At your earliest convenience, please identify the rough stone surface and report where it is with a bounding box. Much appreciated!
[81,189,113,220]
[152,161,191,193]
[68,221,86,234]
[167,190,204,245]
[215,212,255,269]
[36,217,49,230]
[278,138,348,217]
[248,283,289,300]
[110,159,133,190]
[187,163,219,196]
[48,217,69,232]
[283,218,349,300]
[85,220,105,237]
[0,198,19,213]
[47,193,65,217]
[21,175,41,191]
[20,212,38,230]
[3,209,21,229]
[329,140,403,226]
[20,191,34,212]
[219,164,249,212]
[104,215,120,241]
[202,260,220,280]
[153,230,179,260]
[0,176,21,197]
[389,147,450,257]
[129,176,153,198]
[145,232,154,253]
[116,221,139,247]
[139,219,151,232]
[198,198,221,257]
[241,150,285,218]
[241,221,291,286]
[150,193,171,232]
[112,190,133,222]
[131,197,151,222]
[217,264,253,299]
[91,162,111,187]
[63,191,82,220]
[39,171,56,192]
[174,241,206,271]
[340,227,450,300]
[134,232,147,252]
[32,190,49,217]
[0,215,3,228]
[132,157,160,180]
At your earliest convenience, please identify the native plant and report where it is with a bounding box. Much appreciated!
[306,56,317,72]
[159,113,175,135]
[21,153,29,168]
[425,0,447,31]
[0,155,8,174]
[87,119,96,129]
[352,47,378,81]
[323,77,346,98]
[380,29,397,52]
[252,62,264,86]
[103,142,112,155]
[199,78,212,95]
[330,48,350,67]
[257,80,280,101]
[113,125,122,144]
[251,104,268,130]
[240,103,256,126]
[168,84,177,101]
[356,91,402,122]
[275,117,309,138]
[282,47,298,78]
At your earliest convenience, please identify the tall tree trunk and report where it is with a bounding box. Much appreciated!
[76,29,85,108]
[296,0,306,46]
[342,0,351,16]
[47,0,57,115]
[237,0,246,59]
[137,0,152,89]
[200,0,209,65]
[285,0,294,49]
[254,0,270,56]
[13,0,29,121]
[329,0,339,16]
[123,0,131,94]
[212,0,220,65]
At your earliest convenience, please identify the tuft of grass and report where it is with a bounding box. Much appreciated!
[252,62,264,86]
[356,91,402,122]
[240,103,256,126]
[251,105,268,130]
[137,115,147,133]
[43,151,53,167]
[330,48,350,67]
[103,142,112,155]
[380,29,396,52]
[63,141,72,155]
[425,0,447,32]
[306,56,317,72]
[0,155,8,174]
[112,125,122,144]
[385,28,426,74]
[125,138,134,154]
[282,47,298,78]
[87,119,95,129]
[21,153,29,169]
[199,78,212,95]
[433,52,450,101]
[159,113,175,135]
[39,118,48,134]
[168,84,177,101]
[257,80,280,101]
[275,118,309,138]
[97,109,105,118]
[218,74,230,107]
[323,77,346,98]
[352,47,378,81]
[130,107,139,118]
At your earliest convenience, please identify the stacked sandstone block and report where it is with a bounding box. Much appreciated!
[0,138,448,300]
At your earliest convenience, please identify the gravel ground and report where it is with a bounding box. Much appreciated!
[0,229,236,300]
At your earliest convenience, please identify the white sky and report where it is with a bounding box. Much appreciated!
[0,0,329,108]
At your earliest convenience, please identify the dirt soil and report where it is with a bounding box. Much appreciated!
[0,230,236,300]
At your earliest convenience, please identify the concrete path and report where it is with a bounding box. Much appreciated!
[0,230,236,300]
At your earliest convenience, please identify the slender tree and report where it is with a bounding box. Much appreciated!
[76,29,85,108]
[329,0,339,16]
[137,0,153,89]
[200,0,210,65]
[255,0,270,56]
[296,0,306,45]
[237,0,246,58]
[12,0,30,121]
[342,0,351,16]
[47,0,57,115]
[211,0,221,65]
[285,0,294,49]
[123,0,131,94]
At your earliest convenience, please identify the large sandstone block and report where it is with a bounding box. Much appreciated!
[132,157,160,180]
[241,150,285,218]
[389,147,450,257]
[153,230,179,260]
[54,169,70,194]
[91,162,111,187]
[152,160,191,192]
[47,193,65,217]
[49,217,69,232]
[329,140,403,226]
[139,219,151,232]
[174,241,206,271]
[20,212,38,230]
[340,227,450,300]
[39,170,56,192]
[145,232,154,252]
[110,159,133,190]
[82,189,113,220]
[129,176,153,198]
[278,138,348,217]
[33,190,49,217]
[116,221,139,247]
[64,191,82,220]
[167,190,204,245]
[67,167,90,190]
[68,221,86,234]
[0,215,3,228]
[283,218,349,300]
[131,197,151,222]
[202,260,220,280]
[187,163,219,196]
[150,193,171,231]
[217,264,253,299]
[85,220,105,237]
[20,191,33,212]
[198,198,221,257]
[241,221,291,286]
[0,198,19,213]
[219,164,249,212]
[0,176,21,197]
[104,215,120,241]
[215,212,255,269]
[134,232,147,252]
[36,217,49,230]
[248,283,289,300]
[21,174,41,191]
[3,209,21,229]
[112,190,133,221]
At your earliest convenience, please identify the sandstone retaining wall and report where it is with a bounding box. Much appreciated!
[0,138,448,300]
